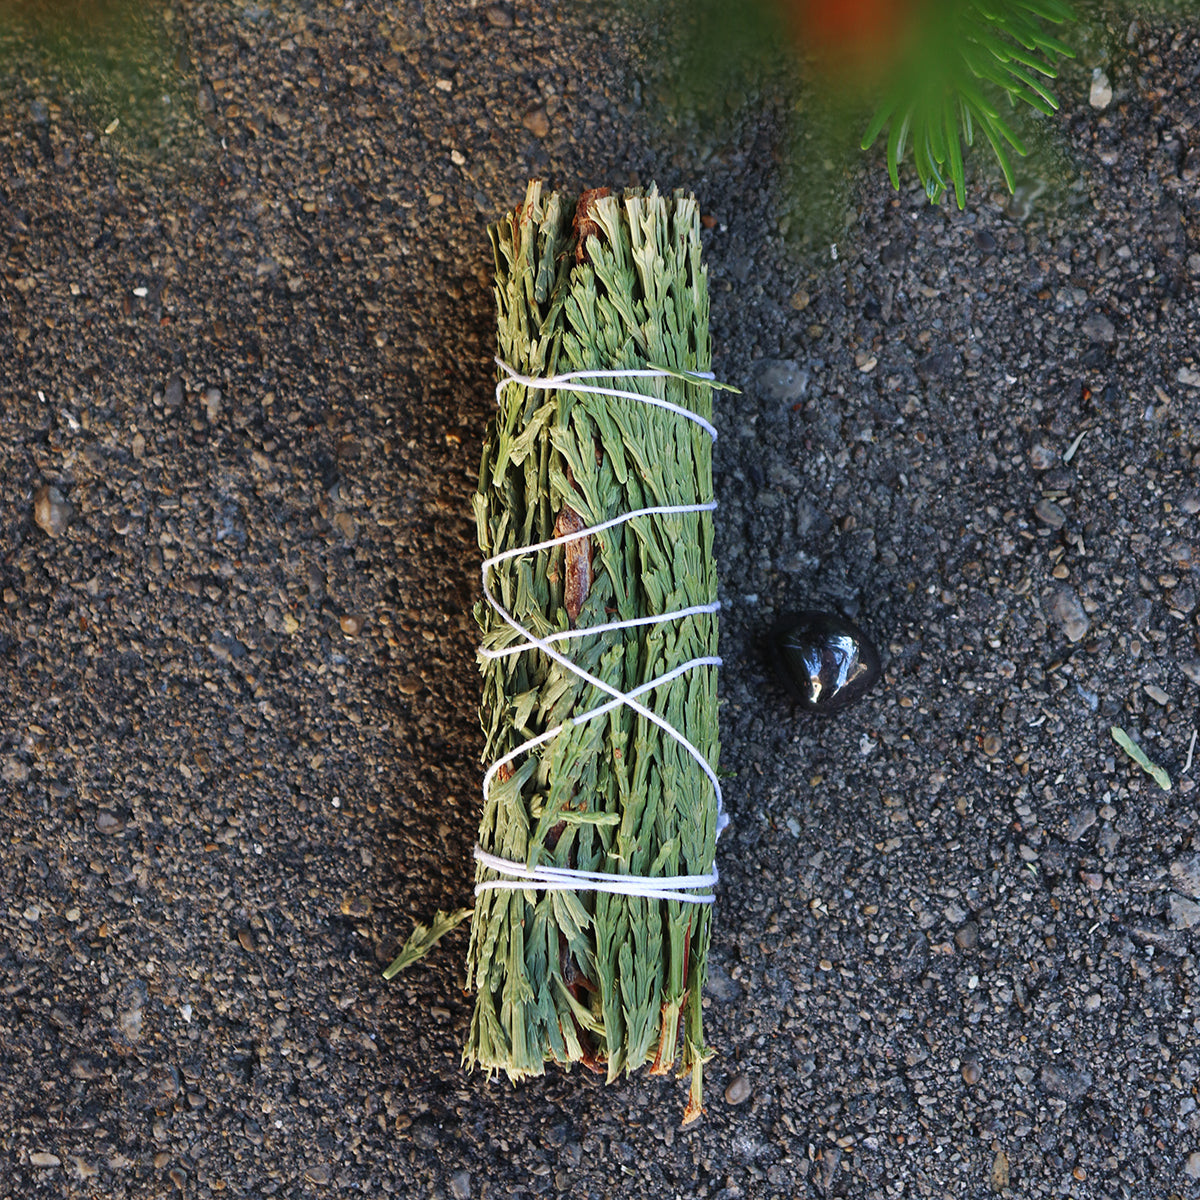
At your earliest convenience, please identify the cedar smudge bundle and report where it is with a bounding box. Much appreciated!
[467,181,725,1122]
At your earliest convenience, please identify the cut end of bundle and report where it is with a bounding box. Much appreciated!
[681,1056,706,1127]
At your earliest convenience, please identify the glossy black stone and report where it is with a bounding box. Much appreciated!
[773,611,881,713]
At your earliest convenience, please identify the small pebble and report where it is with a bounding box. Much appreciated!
[961,1060,982,1086]
[724,1072,751,1105]
[1169,856,1200,898]
[2,757,30,783]
[1006,179,1045,221]
[1029,443,1056,470]
[237,927,258,953]
[1048,588,1089,643]
[164,373,184,408]
[116,980,147,1044]
[484,4,512,27]
[522,109,550,138]
[1034,498,1066,529]
[1081,312,1115,343]
[33,484,73,538]
[705,964,742,1002]
[340,613,365,637]
[1168,896,1200,930]
[204,387,223,424]
[955,922,979,949]
[29,1152,61,1168]
[449,1169,472,1199]
[305,1164,333,1185]
[1170,586,1195,614]
[754,359,809,404]
[341,894,373,918]
[990,1149,1009,1192]
[95,810,126,835]
[1040,1063,1092,1102]
[982,734,1001,757]
[1143,684,1169,705]
[1089,68,1113,109]
[333,511,358,542]
[1066,808,1097,843]
[1185,1152,1200,1181]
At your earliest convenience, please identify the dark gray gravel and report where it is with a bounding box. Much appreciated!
[2,3,1199,1198]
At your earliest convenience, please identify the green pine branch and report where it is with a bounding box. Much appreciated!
[862,0,1075,208]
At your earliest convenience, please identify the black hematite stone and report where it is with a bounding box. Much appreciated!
[773,611,881,713]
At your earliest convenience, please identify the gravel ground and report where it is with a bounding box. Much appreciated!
[3,2,1200,1197]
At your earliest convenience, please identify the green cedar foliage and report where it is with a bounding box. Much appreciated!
[466,182,721,1122]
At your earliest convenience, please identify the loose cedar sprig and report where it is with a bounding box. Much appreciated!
[466,180,721,1122]
[383,909,473,980]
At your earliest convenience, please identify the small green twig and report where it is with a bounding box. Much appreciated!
[383,908,473,979]
[648,364,741,394]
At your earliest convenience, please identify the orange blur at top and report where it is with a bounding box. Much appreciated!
[780,0,926,83]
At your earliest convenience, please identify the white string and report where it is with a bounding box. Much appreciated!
[475,359,726,906]
[474,847,717,904]
[480,601,721,660]
[495,360,720,443]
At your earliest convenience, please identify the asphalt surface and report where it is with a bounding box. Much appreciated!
[2,2,1200,1198]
